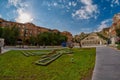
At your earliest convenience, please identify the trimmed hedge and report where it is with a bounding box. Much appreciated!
[35,52,63,66]
[35,49,74,66]
[117,44,120,50]
[21,51,30,57]
[21,51,34,56]
[32,52,49,56]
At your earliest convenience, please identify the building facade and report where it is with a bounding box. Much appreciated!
[0,18,73,43]
[81,33,107,47]
[61,31,73,42]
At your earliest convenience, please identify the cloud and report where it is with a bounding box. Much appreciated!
[69,1,77,7]
[95,19,112,32]
[8,0,33,23]
[8,0,20,7]
[111,0,120,7]
[72,0,99,19]
[112,0,119,5]
[15,8,33,23]
[53,2,58,6]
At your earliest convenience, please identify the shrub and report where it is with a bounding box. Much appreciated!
[117,44,120,50]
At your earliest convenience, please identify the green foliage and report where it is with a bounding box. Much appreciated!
[0,26,67,46]
[117,44,120,50]
[0,27,3,37]
[37,32,67,46]
[74,32,88,43]
[1,25,20,45]
[116,29,120,44]
[97,33,108,40]
[29,35,37,45]
[0,48,96,80]
[116,29,120,37]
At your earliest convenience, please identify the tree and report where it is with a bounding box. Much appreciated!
[37,32,68,46]
[29,35,37,46]
[2,25,20,45]
[0,27,3,38]
[74,32,88,48]
[11,26,20,45]
[37,32,49,46]
[97,33,108,40]
[59,35,67,43]
[116,29,120,37]
[116,28,120,44]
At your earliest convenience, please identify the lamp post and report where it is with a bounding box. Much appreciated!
[0,46,1,54]
[0,38,4,54]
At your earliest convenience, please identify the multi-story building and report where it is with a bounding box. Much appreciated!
[81,33,107,47]
[0,18,73,43]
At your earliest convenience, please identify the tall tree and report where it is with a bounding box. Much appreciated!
[2,25,20,45]
[0,27,3,38]
[116,28,120,44]
[74,32,88,48]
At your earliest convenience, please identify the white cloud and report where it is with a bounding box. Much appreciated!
[8,0,20,7]
[113,0,119,5]
[15,8,33,23]
[72,0,99,19]
[111,0,120,7]
[8,0,33,23]
[69,2,72,6]
[111,4,114,7]
[69,1,77,7]
[81,0,92,5]
[53,2,58,6]
[95,19,112,32]
[71,2,77,7]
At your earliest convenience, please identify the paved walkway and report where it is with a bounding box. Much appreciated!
[92,47,120,80]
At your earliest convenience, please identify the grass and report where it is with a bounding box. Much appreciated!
[0,48,96,80]
[117,44,120,50]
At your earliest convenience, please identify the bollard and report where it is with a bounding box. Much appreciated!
[0,47,1,54]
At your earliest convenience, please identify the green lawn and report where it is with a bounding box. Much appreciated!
[0,48,96,80]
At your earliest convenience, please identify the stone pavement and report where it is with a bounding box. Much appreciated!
[92,47,120,80]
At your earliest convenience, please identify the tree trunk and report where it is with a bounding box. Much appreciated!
[79,41,82,48]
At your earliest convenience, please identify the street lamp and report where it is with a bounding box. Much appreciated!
[0,38,4,54]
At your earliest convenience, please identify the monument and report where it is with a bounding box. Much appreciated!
[0,38,4,54]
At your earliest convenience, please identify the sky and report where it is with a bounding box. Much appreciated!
[0,0,120,35]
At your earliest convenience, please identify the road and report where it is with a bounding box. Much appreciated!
[92,47,120,80]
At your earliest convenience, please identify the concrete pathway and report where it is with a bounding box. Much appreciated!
[92,47,120,80]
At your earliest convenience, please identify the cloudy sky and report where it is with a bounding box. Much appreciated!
[0,0,120,35]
